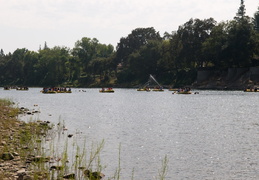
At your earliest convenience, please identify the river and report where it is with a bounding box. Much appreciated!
[1,88,259,179]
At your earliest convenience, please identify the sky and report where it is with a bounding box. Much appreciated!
[0,0,258,53]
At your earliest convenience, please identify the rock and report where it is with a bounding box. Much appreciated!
[84,169,105,179]
[29,156,47,162]
[17,172,26,180]
[63,173,75,179]
[50,165,64,170]
[13,156,21,161]
[1,141,6,146]
[40,122,48,126]
[33,156,43,162]
[17,168,25,172]
[13,152,19,156]
[1,152,14,161]
[23,175,33,180]
[26,112,32,115]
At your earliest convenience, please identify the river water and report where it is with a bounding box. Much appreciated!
[1,88,259,179]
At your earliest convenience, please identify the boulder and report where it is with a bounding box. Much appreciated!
[63,173,75,179]
[1,152,14,161]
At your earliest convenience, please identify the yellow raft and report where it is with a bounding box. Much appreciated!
[175,91,192,94]
[244,89,258,92]
[99,88,114,93]
[137,88,151,91]
[152,89,164,92]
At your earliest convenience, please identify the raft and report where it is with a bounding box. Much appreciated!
[174,91,192,94]
[41,91,57,94]
[152,89,164,92]
[99,88,114,93]
[41,87,72,94]
[137,88,151,92]
[16,87,29,91]
[56,91,72,93]
[244,89,258,92]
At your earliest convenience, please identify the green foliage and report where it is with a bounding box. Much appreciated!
[202,22,229,68]
[175,18,217,68]
[225,18,255,67]
[115,27,162,68]
[116,69,135,84]
[128,40,162,82]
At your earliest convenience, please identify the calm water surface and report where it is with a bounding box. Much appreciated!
[1,88,259,179]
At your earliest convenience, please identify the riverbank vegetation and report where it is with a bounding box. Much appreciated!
[0,1,258,88]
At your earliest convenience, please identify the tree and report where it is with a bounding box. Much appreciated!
[235,0,246,21]
[128,40,162,82]
[253,7,259,58]
[115,27,162,68]
[23,50,39,85]
[157,40,173,73]
[0,49,4,57]
[224,0,255,67]
[202,22,229,68]
[175,18,216,68]
[43,41,49,50]
[72,37,114,77]
[37,46,70,86]
[72,37,97,73]
[254,6,259,32]
[66,56,81,82]
[7,48,28,84]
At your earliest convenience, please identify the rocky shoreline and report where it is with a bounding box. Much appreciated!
[0,100,105,180]
[0,100,50,179]
[193,67,259,90]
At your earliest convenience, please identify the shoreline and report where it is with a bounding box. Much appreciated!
[0,100,108,179]
[0,99,51,179]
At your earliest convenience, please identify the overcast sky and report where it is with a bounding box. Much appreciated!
[0,0,258,53]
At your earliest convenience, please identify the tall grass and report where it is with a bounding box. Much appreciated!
[157,155,169,180]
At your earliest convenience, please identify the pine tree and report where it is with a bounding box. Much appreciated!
[235,0,246,21]
[43,41,49,50]
[254,7,259,32]
[0,49,4,57]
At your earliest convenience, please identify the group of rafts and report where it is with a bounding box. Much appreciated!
[137,74,194,94]
[99,87,114,93]
[41,87,72,94]
[40,75,194,94]
[99,75,194,94]
[4,86,29,90]
[137,74,165,92]
[137,87,193,94]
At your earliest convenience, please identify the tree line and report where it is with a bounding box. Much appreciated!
[0,1,259,87]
